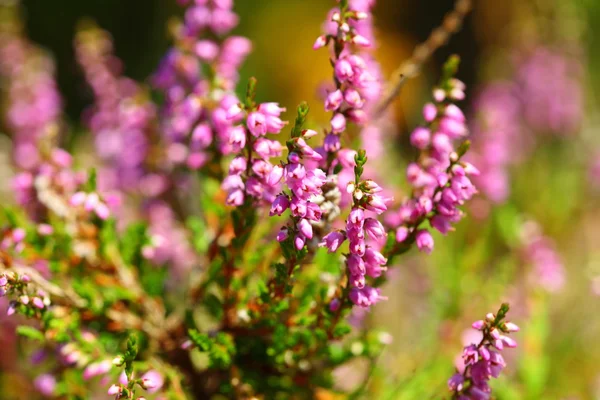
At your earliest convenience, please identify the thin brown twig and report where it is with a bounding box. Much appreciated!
[372,0,473,119]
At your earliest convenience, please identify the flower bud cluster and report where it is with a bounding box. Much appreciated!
[448,304,519,399]
[388,62,478,254]
[222,101,287,206]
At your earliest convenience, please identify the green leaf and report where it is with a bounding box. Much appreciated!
[16,325,45,342]
[189,329,212,351]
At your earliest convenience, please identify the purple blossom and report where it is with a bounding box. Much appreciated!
[448,305,518,399]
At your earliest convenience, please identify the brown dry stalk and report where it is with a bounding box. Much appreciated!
[372,0,473,119]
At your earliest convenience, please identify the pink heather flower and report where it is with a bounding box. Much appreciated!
[140,378,157,390]
[37,224,54,236]
[141,370,164,393]
[329,298,341,311]
[344,88,363,108]
[395,226,409,243]
[294,235,306,250]
[351,34,371,47]
[325,89,344,111]
[324,134,341,152]
[447,373,464,392]
[449,306,517,399]
[70,191,87,206]
[32,297,45,309]
[12,228,26,242]
[298,218,313,239]
[313,35,328,50]
[195,39,220,61]
[431,215,453,234]
[247,112,267,136]
[415,230,434,253]
[335,59,354,82]
[319,230,346,253]
[107,384,121,395]
[504,322,519,332]
[270,195,290,216]
[410,127,431,149]
[423,103,437,122]
[330,113,347,133]
[472,320,485,330]
[34,374,56,396]
[363,218,385,239]
[349,286,387,308]
[276,228,289,242]
[83,360,112,380]
[226,103,243,120]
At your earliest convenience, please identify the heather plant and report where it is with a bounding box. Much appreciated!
[0,0,551,398]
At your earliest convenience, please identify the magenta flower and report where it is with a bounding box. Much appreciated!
[448,304,518,399]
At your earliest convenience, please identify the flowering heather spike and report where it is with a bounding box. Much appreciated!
[341,148,390,308]
[268,103,326,251]
[222,90,287,207]
[448,304,518,399]
[153,0,251,167]
[313,0,380,185]
[388,57,477,254]
[521,221,565,292]
[75,25,158,194]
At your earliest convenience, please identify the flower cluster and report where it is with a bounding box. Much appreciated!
[75,26,158,194]
[467,84,522,205]
[222,89,287,206]
[153,0,251,168]
[0,27,62,172]
[469,47,583,208]
[516,47,583,135]
[0,0,527,398]
[0,273,50,315]
[448,304,519,399]
[314,0,378,165]
[520,221,565,293]
[343,151,390,307]
[271,105,327,250]
[388,57,477,253]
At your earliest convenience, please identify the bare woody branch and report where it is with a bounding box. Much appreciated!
[372,0,473,119]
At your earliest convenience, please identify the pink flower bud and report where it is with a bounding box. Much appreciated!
[423,103,437,122]
[364,218,385,239]
[415,230,434,254]
[276,228,289,242]
[140,378,157,390]
[504,322,519,332]
[395,226,409,243]
[298,219,313,239]
[325,89,344,111]
[410,127,431,149]
[247,112,267,136]
[70,191,87,207]
[330,113,346,133]
[302,129,318,138]
[95,203,110,220]
[108,384,121,395]
[471,320,485,330]
[32,297,45,309]
[226,103,243,120]
[335,59,354,82]
[329,298,340,311]
[319,230,345,253]
[294,235,306,250]
[351,34,371,47]
[313,35,328,50]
